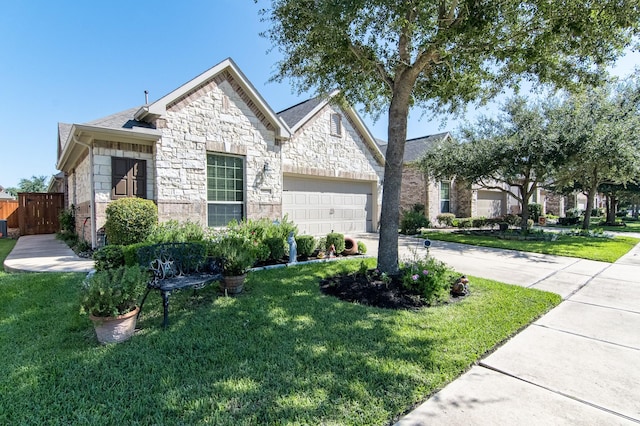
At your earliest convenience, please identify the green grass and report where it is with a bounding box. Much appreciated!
[422,230,639,263]
[0,239,16,271]
[0,253,560,425]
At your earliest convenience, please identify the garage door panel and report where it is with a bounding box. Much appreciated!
[282,177,373,235]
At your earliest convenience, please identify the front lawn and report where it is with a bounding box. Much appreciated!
[0,252,560,425]
[422,230,639,263]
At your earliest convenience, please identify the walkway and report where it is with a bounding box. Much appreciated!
[3,234,94,273]
[353,234,640,425]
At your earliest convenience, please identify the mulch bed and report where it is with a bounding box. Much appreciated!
[319,271,468,310]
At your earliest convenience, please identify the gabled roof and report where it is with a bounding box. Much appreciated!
[277,97,325,129]
[377,132,451,163]
[278,92,385,165]
[134,58,291,140]
[56,108,162,171]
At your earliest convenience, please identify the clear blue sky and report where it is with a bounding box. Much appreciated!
[1,1,638,189]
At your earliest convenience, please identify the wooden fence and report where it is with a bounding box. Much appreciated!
[18,193,65,235]
[0,199,19,228]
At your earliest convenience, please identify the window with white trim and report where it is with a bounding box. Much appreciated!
[330,113,342,137]
[440,181,450,213]
[207,153,244,226]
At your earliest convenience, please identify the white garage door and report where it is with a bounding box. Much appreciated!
[477,190,504,218]
[283,177,373,235]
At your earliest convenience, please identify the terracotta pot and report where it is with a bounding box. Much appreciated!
[89,307,139,344]
[221,274,246,294]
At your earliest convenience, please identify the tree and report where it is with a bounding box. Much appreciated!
[420,96,568,232]
[260,0,640,273]
[553,78,640,229]
[11,175,49,194]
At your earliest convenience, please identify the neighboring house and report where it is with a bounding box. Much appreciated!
[0,186,15,200]
[378,133,521,224]
[56,58,384,247]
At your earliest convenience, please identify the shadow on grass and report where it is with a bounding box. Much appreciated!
[0,262,558,425]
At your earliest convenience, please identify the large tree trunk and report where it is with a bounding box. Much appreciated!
[606,194,617,224]
[582,186,598,229]
[377,84,412,274]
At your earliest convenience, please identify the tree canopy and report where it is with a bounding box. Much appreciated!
[260,0,640,273]
[6,175,49,195]
[420,96,569,231]
[552,78,640,228]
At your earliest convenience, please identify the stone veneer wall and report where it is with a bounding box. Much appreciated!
[454,179,473,218]
[157,76,281,224]
[282,104,384,213]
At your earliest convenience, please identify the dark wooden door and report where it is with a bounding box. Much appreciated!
[18,193,64,235]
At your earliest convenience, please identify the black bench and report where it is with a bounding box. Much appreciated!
[136,242,222,328]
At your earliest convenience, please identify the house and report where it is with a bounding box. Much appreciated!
[56,58,384,247]
[0,186,15,200]
[378,133,521,224]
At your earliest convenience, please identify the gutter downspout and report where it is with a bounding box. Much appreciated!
[72,135,97,249]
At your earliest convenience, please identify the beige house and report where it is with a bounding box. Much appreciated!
[379,133,524,224]
[56,58,385,247]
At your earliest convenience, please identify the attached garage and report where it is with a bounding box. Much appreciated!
[282,176,374,235]
[477,190,505,218]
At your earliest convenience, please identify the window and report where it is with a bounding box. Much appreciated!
[112,157,147,199]
[330,113,342,137]
[207,153,244,226]
[440,181,450,213]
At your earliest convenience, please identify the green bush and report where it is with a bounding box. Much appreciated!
[454,218,473,228]
[254,243,271,263]
[58,207,75,234]
[528,203,543,222]
[208,234,257,275]
[402,256,456,304]
[357,240,367,254]
[325,232,346,254]
[472,216,487,228]
[400,210,430,235]
[93,245,125,271]
[80,265,148,317]
[105,198,158,246]
[122,242,155,267]
[264,236,286,261]
[146,220,204,243]
[436,213,455,227]
[295,235,316,258]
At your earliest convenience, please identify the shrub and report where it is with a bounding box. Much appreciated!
[558,217,580,226]
[93,245,125,271]
[616,210,629,218]
[122,242,155,267]
[357,240,367,254]
[436,213,455,227]
[528,203,543,222]
[401,256,455,304]
[504,214,521,227]
[295,235,316,258]
[472,216,487,228]
[566,208,581,218]
[325,232,346,254]
[264,236,286,261]
[80,265,148,317]
[400,210,430,235]
[254,243,271,263]
[208,234,257,275]
[455,218,473,228]
[58,207,75,234]
[146,220,204,243]
[105,198,158,246]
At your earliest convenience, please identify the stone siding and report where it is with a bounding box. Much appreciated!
[158,76,280,224]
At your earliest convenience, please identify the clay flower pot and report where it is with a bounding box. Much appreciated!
[220,274,246,294]
[89,307,139,344]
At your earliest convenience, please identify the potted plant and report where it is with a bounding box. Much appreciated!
[209,234,257,294]
[80,265,148,344]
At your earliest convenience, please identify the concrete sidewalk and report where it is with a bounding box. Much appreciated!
[3,234,94,273]
[350,234,640,425]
